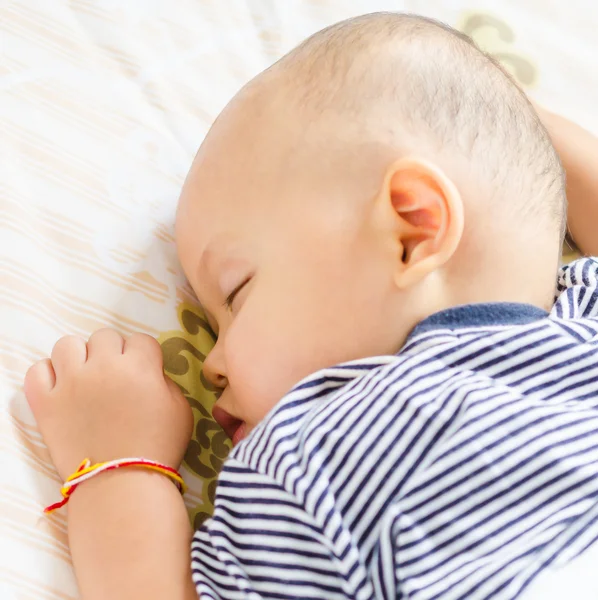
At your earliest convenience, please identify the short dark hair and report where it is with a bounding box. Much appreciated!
[276,12,566,236]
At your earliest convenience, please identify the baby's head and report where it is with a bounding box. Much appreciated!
[176,13,565,443]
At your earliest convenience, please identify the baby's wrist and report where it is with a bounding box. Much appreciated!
[67,468,182,519]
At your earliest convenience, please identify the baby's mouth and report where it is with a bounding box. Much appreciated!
[212,405,246,447]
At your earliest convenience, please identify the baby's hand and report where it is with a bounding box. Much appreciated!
[24,329,193,482]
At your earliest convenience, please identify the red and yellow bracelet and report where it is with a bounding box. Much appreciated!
[44,457,187,514]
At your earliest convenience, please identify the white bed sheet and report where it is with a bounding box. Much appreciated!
[1,1,597,597]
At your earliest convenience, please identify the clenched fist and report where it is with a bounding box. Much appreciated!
[24,329,193,482]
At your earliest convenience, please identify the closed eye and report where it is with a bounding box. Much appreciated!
[223,277,251,311]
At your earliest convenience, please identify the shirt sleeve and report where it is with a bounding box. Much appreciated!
[190,459,368,600]
[553,257,598,319]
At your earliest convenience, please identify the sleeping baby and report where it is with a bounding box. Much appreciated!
[24,12,598,600]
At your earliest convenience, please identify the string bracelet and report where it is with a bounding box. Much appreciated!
[44,457,187,514]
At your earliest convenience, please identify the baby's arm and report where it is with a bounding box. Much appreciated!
[24,332,198,600]
[68,469,197,600]
[536,106,598,256]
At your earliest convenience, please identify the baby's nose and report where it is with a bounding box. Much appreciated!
[202,347,228,390]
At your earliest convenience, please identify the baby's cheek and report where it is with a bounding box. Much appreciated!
[224,319,293,426]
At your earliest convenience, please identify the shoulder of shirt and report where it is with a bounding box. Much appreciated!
[224,356,400,491]
[223,344,489,502]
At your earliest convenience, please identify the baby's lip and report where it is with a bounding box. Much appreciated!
[231,422,246,447]
[212,404,245,446]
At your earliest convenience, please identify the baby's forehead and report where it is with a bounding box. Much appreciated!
[201,83,318,166]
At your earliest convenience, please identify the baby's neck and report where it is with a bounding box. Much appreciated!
[446,240,560,313]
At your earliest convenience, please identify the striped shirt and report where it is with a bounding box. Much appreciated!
[191,257,598,600]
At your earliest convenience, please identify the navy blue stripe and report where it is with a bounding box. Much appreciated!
[405,417,598,512]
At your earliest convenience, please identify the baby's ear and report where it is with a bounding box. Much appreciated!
[386,158,464,288]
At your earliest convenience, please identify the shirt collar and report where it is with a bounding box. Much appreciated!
[408,302,549,340]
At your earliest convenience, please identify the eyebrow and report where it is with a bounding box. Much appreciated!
[197,240,216,283]
[194,237,248,337]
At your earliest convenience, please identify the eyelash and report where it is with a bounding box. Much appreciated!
[223,277,251,311]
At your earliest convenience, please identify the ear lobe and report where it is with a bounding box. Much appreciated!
[387,158,464,288]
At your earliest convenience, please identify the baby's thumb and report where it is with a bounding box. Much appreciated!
[164,375,194,434]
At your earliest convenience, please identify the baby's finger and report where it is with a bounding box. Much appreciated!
[87,328,125,360]
[50,335,87,377]
[24,359,56,393]
[124,332,163,367]
[24,359,56,417]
